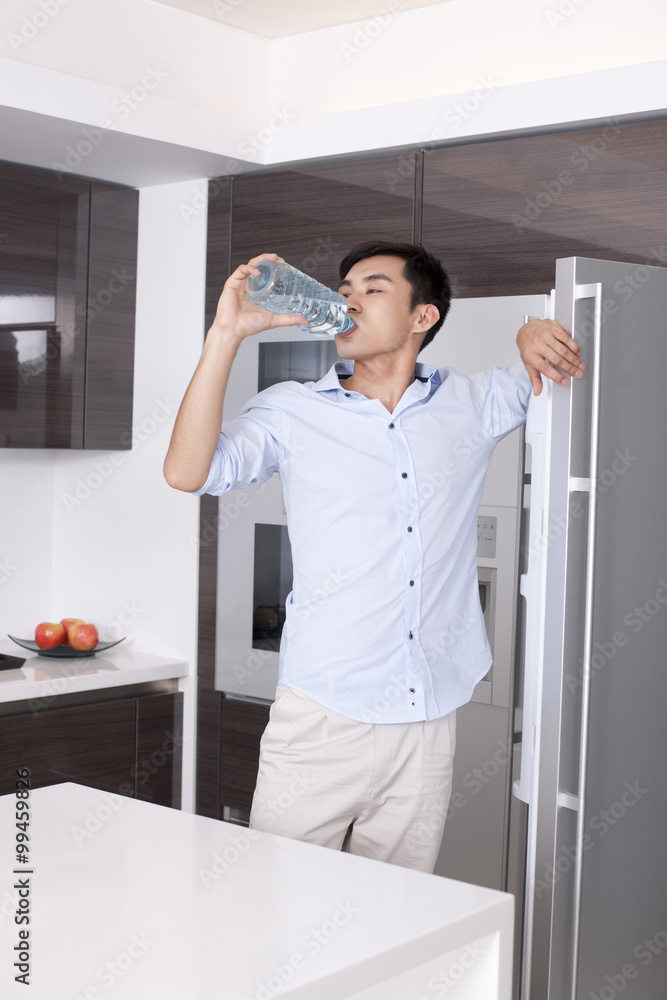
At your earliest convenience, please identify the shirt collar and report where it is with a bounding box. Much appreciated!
[313,361,442,392]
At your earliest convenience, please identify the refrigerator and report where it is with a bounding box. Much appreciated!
[514,256,667,1000]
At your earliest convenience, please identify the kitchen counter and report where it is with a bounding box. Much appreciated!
[0,782,513,999]
[0,639,188,704]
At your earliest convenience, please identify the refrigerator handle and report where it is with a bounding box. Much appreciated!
[513,300,555,806]
[513,382,549,805]
[568,282,603,1000]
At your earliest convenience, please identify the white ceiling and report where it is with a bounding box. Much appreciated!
[151,0,458,38]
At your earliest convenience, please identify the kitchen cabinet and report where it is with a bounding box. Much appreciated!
[0,690,182,807]
[0,160,138,449]
[421,119,667,297]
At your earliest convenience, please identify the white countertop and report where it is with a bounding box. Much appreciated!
[0,783,513,1000]
[0,639,188,704]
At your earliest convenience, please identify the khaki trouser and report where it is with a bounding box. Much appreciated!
[249,684,456,873]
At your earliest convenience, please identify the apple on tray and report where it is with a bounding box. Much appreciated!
[60,617,85,645]
[34,622,67,649]
[68,623,99,652]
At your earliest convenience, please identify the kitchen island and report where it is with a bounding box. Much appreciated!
[0,782,513,999]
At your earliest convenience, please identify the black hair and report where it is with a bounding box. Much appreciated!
[338,241,451,352]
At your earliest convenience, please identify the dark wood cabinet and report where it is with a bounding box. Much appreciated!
[220,697,270,814]
[421,119,667,298]
[0,691,183,808]
[227,155,417,294]
[0,161,137,450]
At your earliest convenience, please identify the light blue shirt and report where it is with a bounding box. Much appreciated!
[196,360,532,723]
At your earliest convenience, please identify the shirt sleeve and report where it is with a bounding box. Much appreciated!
[191,392,286,497]
[469,361,533,443]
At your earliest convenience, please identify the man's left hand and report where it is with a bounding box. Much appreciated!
[517,318,585,396]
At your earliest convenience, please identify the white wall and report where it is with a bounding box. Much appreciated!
[0,451,55,637]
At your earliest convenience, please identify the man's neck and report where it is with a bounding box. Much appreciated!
[342,355,419,415]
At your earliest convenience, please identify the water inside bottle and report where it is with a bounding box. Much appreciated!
[247,262,353,337]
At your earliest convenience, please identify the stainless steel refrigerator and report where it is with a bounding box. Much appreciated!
[514,256,667,1000]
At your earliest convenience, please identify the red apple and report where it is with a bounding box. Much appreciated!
[68,623,99,651]
[35,622,66,649]
[60,618,85,645]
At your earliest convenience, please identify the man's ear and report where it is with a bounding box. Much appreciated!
[415,303,440,333]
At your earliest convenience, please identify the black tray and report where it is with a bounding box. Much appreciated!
[7,635,125,659]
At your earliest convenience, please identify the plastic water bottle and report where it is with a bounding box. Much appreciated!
[245,260,355,337]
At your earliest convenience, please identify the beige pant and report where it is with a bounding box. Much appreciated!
[249,684,456,873]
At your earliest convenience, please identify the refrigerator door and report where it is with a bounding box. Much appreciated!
[517,257,667,1000]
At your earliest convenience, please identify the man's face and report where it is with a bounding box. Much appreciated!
[335,255,431,362]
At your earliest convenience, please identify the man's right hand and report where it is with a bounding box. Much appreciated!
[212,252,307,341]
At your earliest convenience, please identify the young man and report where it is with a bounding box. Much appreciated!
[164,242,584,873]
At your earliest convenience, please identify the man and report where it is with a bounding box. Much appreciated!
[164,242,584,873]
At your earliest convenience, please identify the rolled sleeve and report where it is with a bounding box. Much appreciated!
[192,398,286,497]
[469,361,532,443]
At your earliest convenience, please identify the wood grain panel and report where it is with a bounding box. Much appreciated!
[422,119,667,298]
[205,179,232,332]
[0,698,136,797]
[136,692,184,808]
[0,160,89,448]
[219,697,270,813]
[196,492,223,818]
[229,154,416,288]
[83,182,138,450]
[195,186,232,818]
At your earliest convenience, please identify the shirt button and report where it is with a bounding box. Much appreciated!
[401,472,408,479]
[409,580,414,586]
[407,526,412,532]
[388,422,395,429]
[345,392,351,397]
[409,688,415,694]
[409,631,413,639]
